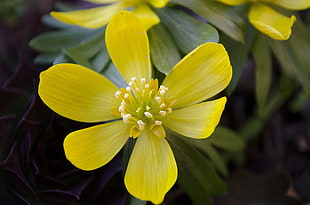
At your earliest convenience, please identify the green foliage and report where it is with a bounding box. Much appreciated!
[171,0,244,42]
[167,131,233,205]
[156,7,219,54]
[148,23,181,74]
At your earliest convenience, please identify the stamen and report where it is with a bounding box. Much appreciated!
[146,105,151,110]
[144,112,153,118]
[137,120,145,130]
[145,84,149,89]
[119,100,126,112]
[119,105,125,113]
[155,96,161,102]
[141,78,146,83]
[155,120,162,125]
[159,103,166,109]
[136,107,141,113]
[122,114,131,123]
[160,85,168,91]
[159,85,168,95]
[159,111,166,116]
[131,77,136,81]
[114,91,122,98]
[124,93,129,99]
[167,107,172,113]
[126,86,132,92]
[135,88,141,92]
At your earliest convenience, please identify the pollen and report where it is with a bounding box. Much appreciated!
[113,77,177,138]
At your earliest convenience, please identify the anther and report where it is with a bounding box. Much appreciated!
[146,105,151,110]
[137,120,145,130]
[167,108,172,113]
[136,107,141,112]
[114,91,121,98]
[144,112,153,118]
[159,111,166,116]
[141,78,146,83]
[124,93,129,99]
[145,84,149,89]
[155,120,162,125]
[122,114,131,123]
[155,96,161,102]
[126,86,132,92]
[159,85,168,95]
[159,103,166,109]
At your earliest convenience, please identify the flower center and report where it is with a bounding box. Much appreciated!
[113,77,176,138]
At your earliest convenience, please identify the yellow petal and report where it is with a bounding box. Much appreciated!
[50,3,123,28]
[64,121,129,170]
[106,11,152,83]
[163,97,226,139]
[125,130,177,204]
[162,42,232,109]
[262,0,310,10]
[147,0,169,7]
[38,63,119,122]
[248,3,296,40]
[133,4,160,30]
[216,0,249,6]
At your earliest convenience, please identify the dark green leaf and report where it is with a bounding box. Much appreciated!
[167,133,227,204]
[268,38,310,97]
[288,17,310,76]
[186,138,228,176]
[148,23,181,74]
[171,0,244,42]
[223,23,256,94]
[127,196,146,205]
[33,52,61,64]
[156,7,219,53]
[29,26,104,53]
[101,62,127,88]
[252,33,272,108]
[208,127,245,151]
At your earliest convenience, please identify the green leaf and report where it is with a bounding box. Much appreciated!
[208,127,245,151]
[33,52,61,64]
[122,138,136,176]
[62,31,106,70]
[92,48,110,73]
[223,22,256,94]
[186,138,228,176]
[100,62,127,88]
[156,7,219,54]
[268,38,310,97]
[167,133,227,204]
[171,0,244,42]
[127,196,146,205]
[148,23,181,74]
[29,26,104,53]
[252,33,272,108]
[53,54,73,64]
[65,30,105,60]
[288,17,310,76]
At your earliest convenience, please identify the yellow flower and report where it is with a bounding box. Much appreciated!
[217,0,310,40]
[50,0,169,30]
[38,11,232,204]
